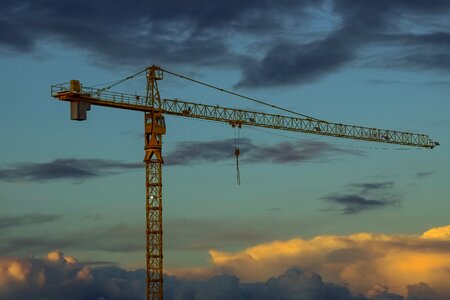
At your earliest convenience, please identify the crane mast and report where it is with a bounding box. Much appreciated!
[144,67,165,300]
[51,65,438,300]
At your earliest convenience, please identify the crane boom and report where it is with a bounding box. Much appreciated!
[51,82,438,149]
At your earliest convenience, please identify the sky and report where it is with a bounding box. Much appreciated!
[0,0,450,299]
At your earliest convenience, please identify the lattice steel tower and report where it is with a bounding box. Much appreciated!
[144,66,165,300]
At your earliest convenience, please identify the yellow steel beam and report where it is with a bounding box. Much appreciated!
[51,82,438,149]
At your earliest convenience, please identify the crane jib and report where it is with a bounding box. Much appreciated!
[51,82,438,149]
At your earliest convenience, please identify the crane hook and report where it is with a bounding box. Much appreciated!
[234,125,241,185]
[235,148,241,185]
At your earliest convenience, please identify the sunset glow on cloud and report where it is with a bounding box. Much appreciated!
[0,227,449,299]
[171,225,450,297]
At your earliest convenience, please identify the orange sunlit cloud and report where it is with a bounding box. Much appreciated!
[169,225,450,296]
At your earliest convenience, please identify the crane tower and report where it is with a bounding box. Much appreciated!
[51,65,438,300]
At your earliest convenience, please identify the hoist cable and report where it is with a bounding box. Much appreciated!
[96,68,148,93]
[234,127,241,185]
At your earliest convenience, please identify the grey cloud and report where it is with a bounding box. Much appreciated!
[416,171,434,178]
[0,0,315,67]
[0,224,143,254]
[81,260,118,267]
[237,1,450,87]
[364,283,403,300]
[0,158,142,183]
[323,181,400,215]
[165,218,272,251]
[0,250,381,300]
[334,1,450,30]
[406,282,447,300]
[367,78,450,87]
[243,139,360,164]
[350,182,394,194]
[0,213,62,230]
[166,138,359,166]
[168,268,359,300]
[165,139,238,166]
[236,34,355,88]
[323,194,399,215]
[1,250,445,300]
[2,1,450,87]
[0,252,146,300]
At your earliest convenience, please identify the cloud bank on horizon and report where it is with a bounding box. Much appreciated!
[2,226,447,299]
[1,0,450,88]
[0,248,447,300]
[170,224,450,298]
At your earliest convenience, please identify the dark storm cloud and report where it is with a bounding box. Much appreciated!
[0,213,62,230]
[323,181,399,215]
[2,1,450,87]
[236,34,355,88]
[165,138,359,166]
[0,0,315,66]
[237,0,450,87]
[0,158,142,183]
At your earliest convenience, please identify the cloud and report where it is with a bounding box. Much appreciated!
[406,282,449,300]
[0,139,356,184]
[350,182,394,194]
[2,1,450,87]
[0,214,62,231]
[0,0,315,67]
[165,138,359,166]
[0,250,146,300]
[416,171,434,178]
[1,225,449,299]
[0,223,144,255]
[323,194,399,215]
[236,1,450,87]
[168,268,362,300]
[367,79,450,88]
[175,225,450,297]
[165,139,237,165]
[165,218,276,252]
[0,158,142,183]
[364,284,403,300]
[235,34,355,88]
[0,250,387,300]
[322,181,400,214]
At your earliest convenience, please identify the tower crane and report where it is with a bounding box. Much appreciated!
[51,65,438,300]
